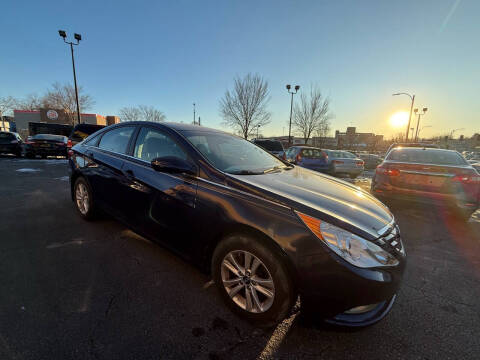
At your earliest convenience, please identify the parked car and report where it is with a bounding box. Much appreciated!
[386,142,438,155]
[69,122,405,327]
[324,150,365,178]
[283,146,329,172]
[0,131,23,157]
[24,134,68,158]
[253,139,284,158]
[68,123,105,149]
[371,147,480,220]
[358,153,383,170]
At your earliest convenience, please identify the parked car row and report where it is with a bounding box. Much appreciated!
[282,146,365,178]
[0,124,105,159]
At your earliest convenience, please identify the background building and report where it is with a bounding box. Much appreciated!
[335,127,384,151]
[13,109,113,138]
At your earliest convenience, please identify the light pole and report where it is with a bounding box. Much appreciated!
[256,125,260,139]
[193,103,196,125]
[286,84,300,146]
[413,107,428,141]
[418,125,432,139]
[393,92,415,141]
[58,30,82,125]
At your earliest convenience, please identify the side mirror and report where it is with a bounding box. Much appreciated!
[151,156,197,176]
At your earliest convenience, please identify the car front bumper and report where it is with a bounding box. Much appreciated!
[297,241,405,326]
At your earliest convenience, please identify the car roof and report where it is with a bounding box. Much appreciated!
[111,121,229,135]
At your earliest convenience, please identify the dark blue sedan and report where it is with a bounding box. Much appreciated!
[69,122,405,327]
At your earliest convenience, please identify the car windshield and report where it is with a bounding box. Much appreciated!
[254,140,284,152]
[183,131,288,174]
[32,134,67,142]
[386,148,468,166]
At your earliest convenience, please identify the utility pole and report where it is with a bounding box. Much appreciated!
[198,116,201,126]
[393,92,415,141]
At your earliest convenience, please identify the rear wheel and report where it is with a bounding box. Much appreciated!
[212,234,296,327]
[73,177,97,220]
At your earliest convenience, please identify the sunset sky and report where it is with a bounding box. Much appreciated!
[1,0,478,139]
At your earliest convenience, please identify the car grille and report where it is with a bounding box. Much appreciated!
[376,224,405,256]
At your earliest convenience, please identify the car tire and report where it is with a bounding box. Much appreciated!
[212,234,296,327]
[73,177,97,220]
[26,153,34,159]
[349,174,358,179]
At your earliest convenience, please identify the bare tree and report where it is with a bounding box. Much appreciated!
[293,86,332,144]
[119,107,142,121]
[315,119,331,147]
[19,93,43,111]
[0,96,19,117]
[219,73,271,139]
[138,105,166,122]
[41,82,95,124]
[119,105,166,122]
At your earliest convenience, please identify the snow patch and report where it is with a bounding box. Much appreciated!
[16,168,41,173]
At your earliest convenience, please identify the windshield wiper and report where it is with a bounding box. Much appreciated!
[229,170,264,175]
[263,165,290,174]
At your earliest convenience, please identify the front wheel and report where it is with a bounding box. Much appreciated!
[212,234,296,327]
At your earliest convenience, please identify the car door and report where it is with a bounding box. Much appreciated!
[120,126,198,254]
[85,125,136,217]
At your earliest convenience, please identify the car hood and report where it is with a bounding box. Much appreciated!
[229,166,393,239]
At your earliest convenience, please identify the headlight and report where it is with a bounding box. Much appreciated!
[296,212,399,268]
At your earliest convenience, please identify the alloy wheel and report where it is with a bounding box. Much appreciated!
[75,183,89,215]
[221,250,275,313]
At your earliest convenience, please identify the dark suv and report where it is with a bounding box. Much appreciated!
[253,139,285,158]
[0,131,23,157]
[68,124,105,149]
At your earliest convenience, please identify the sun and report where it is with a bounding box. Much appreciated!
[390,111,409,128]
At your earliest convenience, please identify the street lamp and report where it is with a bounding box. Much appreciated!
[58,30,82,125]
[413,107,428,141]
[286,84,300,146]
[193,103,196,125]
[256,124,261,139]
[392,92,415,141]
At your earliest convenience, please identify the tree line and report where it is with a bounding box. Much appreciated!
[1,83,166,125]
[219,73,333,143]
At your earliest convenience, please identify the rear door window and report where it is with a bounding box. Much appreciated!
[98,126,135,154]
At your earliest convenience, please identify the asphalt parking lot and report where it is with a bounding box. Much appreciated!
[1,157,479,360]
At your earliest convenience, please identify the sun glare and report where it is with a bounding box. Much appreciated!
[390,111,409,128]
